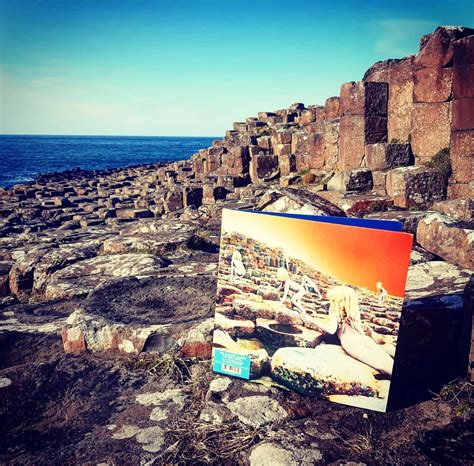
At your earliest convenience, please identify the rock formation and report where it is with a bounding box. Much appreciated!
[0,26,473,464]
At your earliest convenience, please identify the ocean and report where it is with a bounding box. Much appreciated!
[0,135,216,188]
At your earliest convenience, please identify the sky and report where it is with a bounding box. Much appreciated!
[0,0,472,136]
[222,209,413,297]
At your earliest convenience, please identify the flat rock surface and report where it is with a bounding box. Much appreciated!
[81,275,216,325]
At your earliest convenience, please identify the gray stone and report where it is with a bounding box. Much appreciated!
[327,168,373,193]
[135,426,165,452]
[226,395,288,427]
[249,443,294,466]
[0,377,12,388]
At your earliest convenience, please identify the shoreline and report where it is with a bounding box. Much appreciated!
[0,134,217,189]
[0,159,184,190]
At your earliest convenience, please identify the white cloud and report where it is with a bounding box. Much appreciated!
[373,19,437,58]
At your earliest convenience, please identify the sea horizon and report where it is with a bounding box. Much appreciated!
[0,133,219,138]
[0,134,217,188]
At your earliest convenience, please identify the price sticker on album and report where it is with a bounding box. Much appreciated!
[213,349,251,379]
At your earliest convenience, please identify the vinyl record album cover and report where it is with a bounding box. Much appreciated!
[212,208,413,412]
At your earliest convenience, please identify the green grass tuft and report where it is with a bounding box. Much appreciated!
[426,148,452,178]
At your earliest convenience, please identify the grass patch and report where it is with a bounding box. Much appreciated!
[426,148,452,178]
[126,352,192,384]
[431,378,473,418]
[160,361,263,464]
[335,416,375,454]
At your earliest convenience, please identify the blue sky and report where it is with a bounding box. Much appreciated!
[0,0,472,136]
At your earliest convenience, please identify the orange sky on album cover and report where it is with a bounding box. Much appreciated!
[222,209,413,298]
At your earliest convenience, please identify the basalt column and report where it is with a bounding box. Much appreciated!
[449,34,474,199]
[338,81,388,170]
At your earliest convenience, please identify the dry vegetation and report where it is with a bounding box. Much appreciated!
[431,377,473,418]
[160,360,263,464]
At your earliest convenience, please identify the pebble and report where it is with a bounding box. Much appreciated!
[0,377,12,388]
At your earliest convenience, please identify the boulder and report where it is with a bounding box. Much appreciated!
[414,67,453,103]
[62,310,161,355]
[431,199,474,221]
[416,213,474,270]
[178,318,214,359]
[274,306,303,326]
[386,166,447,209]
[163,189,184,212]
[365,210,429,238]
[103,231,193,256]
[324,96,341,120]
[271,131,292,146]
[365,143,413,170]
[451,98,474,131]
[414,26,474,69]
[9,241,101,300]
[317,192,393,218]
[249,442,323,466]
[340,81,388,117]
[392,260,473,407]
[183,186,203,208]
[249,443,294,466]
[256,187,346,216]
[448,130,474,198]
[62,275,216,354]
[214,313,255,338]
[327,168,373,193]
[338,81,388,169]
[338,115,366,170]
[256,286,280,301]
[363,56,415,143]
[278,154,297,177]
[364,56,414,84]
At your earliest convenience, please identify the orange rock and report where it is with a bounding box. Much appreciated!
[411,102,451,163]
[450,130,474,184]
[453,34,474,66]
[339,115,365,170]
[414,26,474,69]
[180,341,212,359]
[447,183,473,200]
[61,327,87,354]
[364,56,414,83]
[387,81,413,143]
[413,67,452,103]
[453,64,474,99]
[324,97,340,120]
[452,98,474,131]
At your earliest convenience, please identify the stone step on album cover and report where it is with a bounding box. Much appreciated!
[212,208,413,412]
